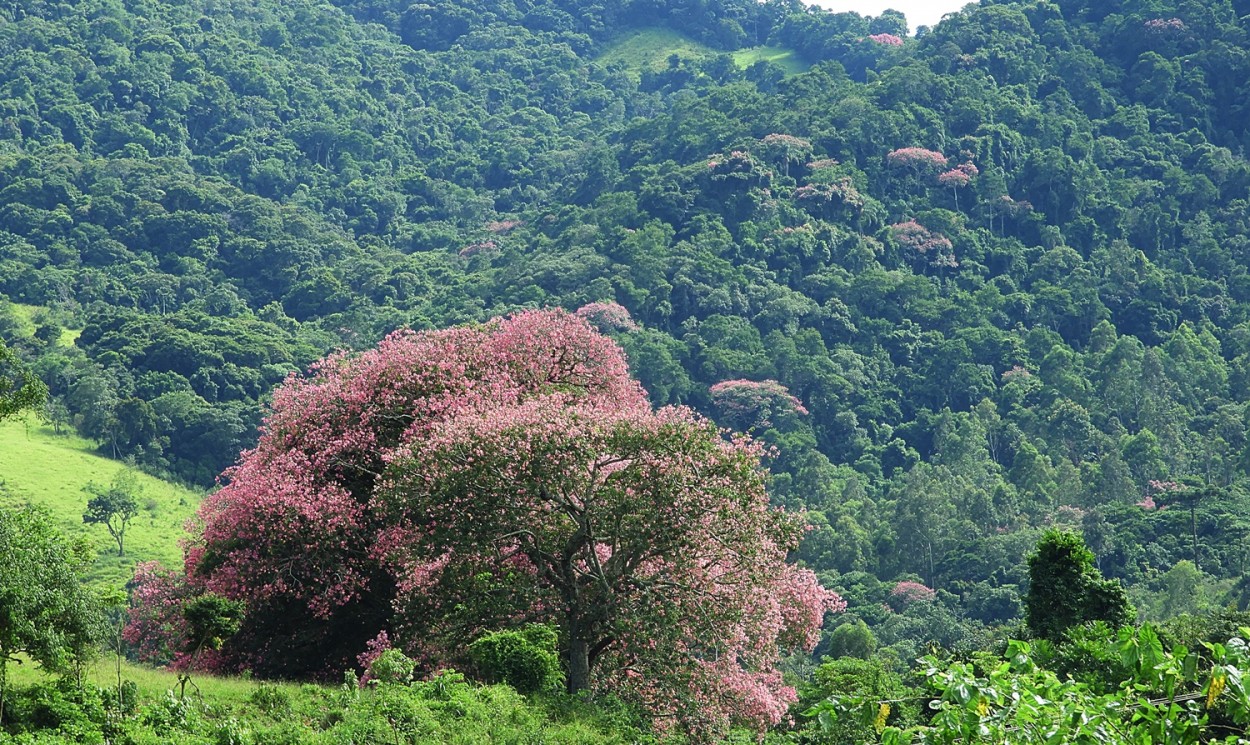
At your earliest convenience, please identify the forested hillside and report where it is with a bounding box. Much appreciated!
[5,0,1250,720]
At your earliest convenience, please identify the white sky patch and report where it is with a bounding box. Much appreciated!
[809,0,974,34]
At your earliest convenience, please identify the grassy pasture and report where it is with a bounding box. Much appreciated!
[7,301,81,345]
[733,45,810,75]
[0,416,203,587]
[597,27,808,78]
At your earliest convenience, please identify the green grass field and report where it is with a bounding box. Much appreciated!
[8,301,37,336]
[596,28,808,79]
[0,416,203,587]
[732,45,811,75]
[6,653,295,704]
[597,27,717,75]
[7,301,81,345]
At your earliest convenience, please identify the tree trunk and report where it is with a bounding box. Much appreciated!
[1,654,7,727]
[567,633,591,695]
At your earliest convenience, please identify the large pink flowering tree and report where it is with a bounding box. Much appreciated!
[132,309,841,739]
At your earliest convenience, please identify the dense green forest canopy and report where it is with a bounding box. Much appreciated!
[3,0,1250,669]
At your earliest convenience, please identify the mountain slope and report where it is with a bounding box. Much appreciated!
[0,0,1249,644]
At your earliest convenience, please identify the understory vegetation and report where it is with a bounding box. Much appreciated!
[1,659,652,744]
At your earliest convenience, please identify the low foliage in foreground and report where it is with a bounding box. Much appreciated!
[0,663,654,745]
[811,625,1250,744]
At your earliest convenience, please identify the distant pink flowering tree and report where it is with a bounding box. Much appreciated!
[887,147,947,173]
[890,220,956,269]
[484,219,523,233]
[1144,18,1185,33]
[886,581,937,612]
[458,239,497,258]
[758,134,813,178]
[938,162,979,188]
[575,301,638,332]
[866,33,904,46]
[937,169,972,188]
[709,379,809,431]
[795,177,866,218]
[938,162,979,209]
[125,562,195,669]
[133,309,840,741]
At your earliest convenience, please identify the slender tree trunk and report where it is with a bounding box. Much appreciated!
[116,637,124,713]
[1191,505,1199,570]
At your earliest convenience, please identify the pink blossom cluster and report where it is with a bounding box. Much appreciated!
[795,177,865,209]
[889,220,953,253]
[1140,480,1182,510]
[707,150,754,171]
[124,562,193,668]
[887,147,947,171]
[484,219,523,233]
[458,240,497,258]
[938,161,979,187]
[383,398,842,738]
[1001,365,1032,381]
[1144,18,1185,32]
[356,630,394,686]
[184,310,645,616]
[710,379,809,430]
[124,562,229,672]
[997,195,1033,215]
[886,580,936,612]
[866,33,904,46]
[575,301,639,332]
[759,133,812,150]
[806,158,840,170]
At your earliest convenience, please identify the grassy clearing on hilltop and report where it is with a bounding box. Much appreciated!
[0,416,202,587]
[597,27,717,75]
[732,45,810,75]
[596,27,809,79]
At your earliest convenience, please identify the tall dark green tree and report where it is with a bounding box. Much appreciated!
[1025,530,1133,641]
